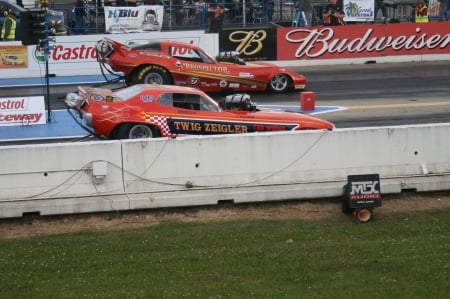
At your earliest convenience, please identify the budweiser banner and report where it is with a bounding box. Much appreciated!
[104,5,164,33]
[277,23,450,60]
[219,28,278,61]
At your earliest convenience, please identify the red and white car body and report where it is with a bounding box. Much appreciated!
[95,38,307,93]
[65,84,333,140]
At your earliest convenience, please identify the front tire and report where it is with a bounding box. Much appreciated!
[115,123,160,139]
[129,65,172,86]
[268,74,291,93]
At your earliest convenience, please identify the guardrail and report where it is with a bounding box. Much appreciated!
[1,124,449,219]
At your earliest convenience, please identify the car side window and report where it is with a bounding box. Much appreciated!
[169,46,213,64]
[157,93,173,107]
[159,93,217,112]
[173,93,201,110]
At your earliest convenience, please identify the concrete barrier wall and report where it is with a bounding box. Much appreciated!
[1,124,450,218]
[0,141,124,207]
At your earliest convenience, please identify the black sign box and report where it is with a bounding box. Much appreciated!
[345,174,382,209]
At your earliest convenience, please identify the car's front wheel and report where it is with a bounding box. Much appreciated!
[114,123,160,139]
[268,74,291,93]
[129,65,172,86]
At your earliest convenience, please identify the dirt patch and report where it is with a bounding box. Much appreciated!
[1,192,450,240]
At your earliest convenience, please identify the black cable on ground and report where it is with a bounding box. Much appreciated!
[66,107,106,140]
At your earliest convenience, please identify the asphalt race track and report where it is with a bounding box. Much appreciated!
[1,60,449,144]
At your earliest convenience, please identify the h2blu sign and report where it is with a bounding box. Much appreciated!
[104,5,164,33]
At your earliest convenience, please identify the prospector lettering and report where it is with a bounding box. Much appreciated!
[183,63,229,74]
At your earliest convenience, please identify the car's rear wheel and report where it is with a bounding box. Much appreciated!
[115,123,160,139]
[129,65,172,86]
[268,74,291,93]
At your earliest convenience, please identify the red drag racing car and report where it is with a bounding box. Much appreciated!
[95,38,307,93]
[65,84,333,140]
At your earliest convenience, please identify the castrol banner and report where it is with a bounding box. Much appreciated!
[277,22,450,60]
[0,32,216,79]
[0,96,46,126]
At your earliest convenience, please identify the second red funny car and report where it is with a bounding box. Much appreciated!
[95,38,307,93]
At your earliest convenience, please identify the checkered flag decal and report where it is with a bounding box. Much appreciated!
[149,115,171,136]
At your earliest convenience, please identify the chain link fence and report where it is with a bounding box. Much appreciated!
[36,0,440,34]
[42,0,315,33]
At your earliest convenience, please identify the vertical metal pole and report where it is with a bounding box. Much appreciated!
[95,0,99,33]
[44,9,52,122]
[169,0,172,30]
[243,1,246,27]
[84,0,89,32]
[39,0,52,122]
[45,55,52,122]
[279,0,282,23]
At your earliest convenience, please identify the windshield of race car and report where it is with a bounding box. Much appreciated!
[158,92,221,112]
[112,85,144,101]
[110,85,220,112]
[169,46,215,64]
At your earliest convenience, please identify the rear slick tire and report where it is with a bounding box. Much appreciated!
[115,123,159,139]
[130,65,172,85]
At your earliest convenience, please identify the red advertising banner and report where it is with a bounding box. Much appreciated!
[277,22,450,60]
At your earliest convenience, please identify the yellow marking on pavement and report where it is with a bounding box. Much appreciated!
[347,101,450,110]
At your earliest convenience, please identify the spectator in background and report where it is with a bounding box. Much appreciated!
[125,0,137,6]
[438,0,449,21]
[229,0,241,21]
[264,0,274,22]
[173,0,184,25]
[374,0,386,20]
[209,4,224,33]
[323,0,345,26]
[195,0,207,28]
[1,9,16,41]
[246,0,254,22]
[16,0,24,8]
[73,0,87,34]
[143,0,163,4]
[186,0,196,21]
[411,0,428,23]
